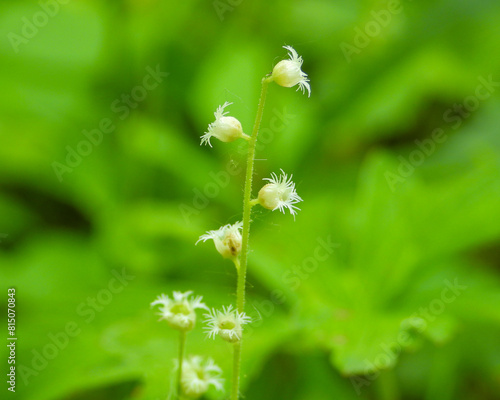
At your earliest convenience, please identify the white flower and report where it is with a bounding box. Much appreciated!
[180,355,224,398]
[257,169,303,218]
[201,102,247,147]
[271,45,311,97]
[196,221,243,260]
[204,305,251,343]
[150,291,207,332]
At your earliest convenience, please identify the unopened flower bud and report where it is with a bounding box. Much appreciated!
[196,222,243,260]
[257,169,302,218]
[271,46,311,97]
[201,102,247,147]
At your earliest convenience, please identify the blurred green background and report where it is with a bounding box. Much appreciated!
[1,0,500,399]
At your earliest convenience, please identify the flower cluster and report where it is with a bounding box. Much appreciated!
[151,45,311,400]
[197,169,303,261]
[200,45,310,148]
[150,291,251,396]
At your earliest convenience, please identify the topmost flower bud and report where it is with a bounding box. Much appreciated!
[200,102,248,147]
[271,46,311,97]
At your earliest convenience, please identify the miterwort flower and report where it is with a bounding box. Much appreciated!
[201,102,248,146]
[257,169,302,218]
[196,221,243,260]
[204,305,251,343]
[271,45,311,97]
[151,291,207,332]
[180,355,224,398]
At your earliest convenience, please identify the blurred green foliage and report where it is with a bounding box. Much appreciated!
[1,0,500,399]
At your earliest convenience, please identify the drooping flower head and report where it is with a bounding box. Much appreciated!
[201,102,247,147]
[271,46,311,97]
[204,305,252,343]
[150,291,207,332]
[257,169,303,218]
[196,221,243,260]
[180,355,224,399]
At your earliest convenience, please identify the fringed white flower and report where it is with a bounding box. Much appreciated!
[271,45,311,97]
[257,169,303,218]
[200,102,248,147]
[180,355,224,399]
[204,305,252,343]
[150,291,207,332]
[196,221,243,260]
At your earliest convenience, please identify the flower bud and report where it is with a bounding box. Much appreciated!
[271,46,311,97]
[257,169,302,218]
[201,102,246,146]
[196,222,243,260]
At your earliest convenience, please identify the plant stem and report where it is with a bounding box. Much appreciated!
[231,76,271,400]
[177,331,186,400]
[237,75,271,313]
[376,369,399,400]
[231,342,242,400]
